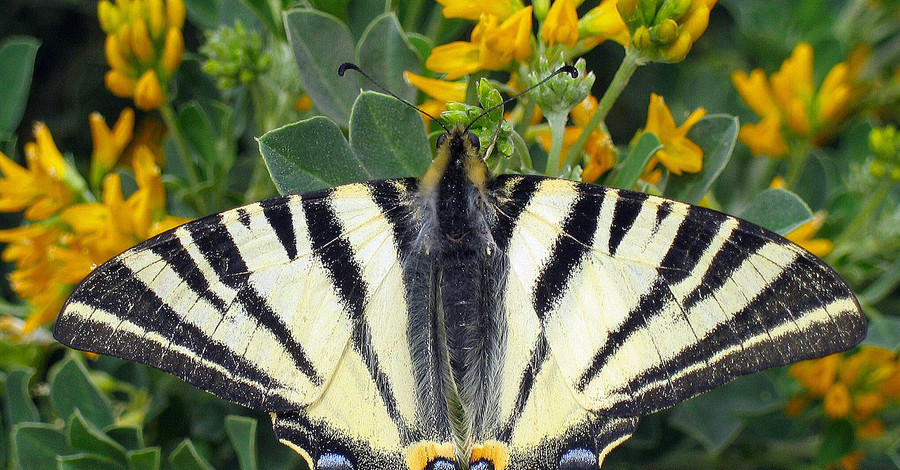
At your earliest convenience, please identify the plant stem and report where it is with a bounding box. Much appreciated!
[566,50,640,168]
[545,112,567,175]
[159,102,206,214]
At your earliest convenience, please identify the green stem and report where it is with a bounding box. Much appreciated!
[545,112,567,175]
[565,50,641,169]
[159,102,206,214]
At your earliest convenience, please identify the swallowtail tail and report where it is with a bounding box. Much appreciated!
[54,111,866,469]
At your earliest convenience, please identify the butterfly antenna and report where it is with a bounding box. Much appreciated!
[338,62,451,134]
[463,65,578,133]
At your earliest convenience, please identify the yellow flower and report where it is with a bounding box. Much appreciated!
[537,95,617,183]
[784,211,834,257]
[542,0,579,48]
[404,71,467,120]
[0,124,78,220]
[617,0,717,62]
[435,0,524,21]
[732,42,862,157]
[578,0,630,47]
[97,0,185,109]
[89,108,135,187]
[638,93,706,180]
[426,6,533,80]
[824,383,852,418]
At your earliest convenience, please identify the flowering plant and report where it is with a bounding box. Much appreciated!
[0,1,898,469]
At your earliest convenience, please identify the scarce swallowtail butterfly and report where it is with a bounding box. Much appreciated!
[54,64,867,470]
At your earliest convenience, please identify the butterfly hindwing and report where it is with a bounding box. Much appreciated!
[55,178,450,470]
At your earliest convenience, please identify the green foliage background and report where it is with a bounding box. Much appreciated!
[1,0,899,469]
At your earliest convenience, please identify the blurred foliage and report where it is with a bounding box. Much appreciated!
[0,0,899,469]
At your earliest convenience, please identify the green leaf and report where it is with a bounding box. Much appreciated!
[862,316,900,351]
[169,440,214,470]
[57,454,126,470]
[49,356,114,429]
[12,423,72,470]
[0,37,40,135]
[663,114,738,204]
[817,419,855,465]
[259,117,368,194]
[225,416,257,470]
[178,103,218,166]
[608,132,662,189]
[347,0,389,39]
[356,13,421,104]
[285,9,358,127]
[68,411,127,463]
[738,188,813,235]
[669,373,782,454]
[4,367,39,426]
[126,448,161,470]
[309,0,351,19]
[406,33,433,64]
[349,91,432,179]
[238,0,281,35]
[105,426,144,451]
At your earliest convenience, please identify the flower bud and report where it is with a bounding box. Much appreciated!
[162,28,184,73]
[105,35,131,72]
[148,0,167,37]
[105,70,136,97]
[134,70,164,110]
[662,31,691,61]
[166,0,186,29]
[656,18,678,44]
[633,26,651,50]
[97,0,120,33]
[131,19,154,64]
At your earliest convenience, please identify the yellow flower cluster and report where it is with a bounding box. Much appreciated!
[788,347,900,466]
[98,0,186,110]
[0,114,187,332]
[618,0,717,62]
[638,93,706,183]
[537,95,618,183]
[426,0,627,79]
[732,42,863,158]
[769,177,834,257]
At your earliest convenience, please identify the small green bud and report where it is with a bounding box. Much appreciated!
[527,57,595,117]
[656,0,692,23]
[656,18,679,44]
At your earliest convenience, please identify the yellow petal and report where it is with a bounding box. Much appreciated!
[541,0,579,48]
[426,41,482,80]
[731,69,779,118]
[738,114,789,158]
[134,69,164,110]
[662,31,692,62]
[131,19,154,64]
[104,35,131,73]
[105,70,136,97]
[404,71,466,103]
[148,0,166,37]
[578,0,629,46]
[166,0,186,29]
[436,0,524,21]
[32,123,67,180]
[162,27,184,73]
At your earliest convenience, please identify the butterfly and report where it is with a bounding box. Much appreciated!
[54,65,866,470]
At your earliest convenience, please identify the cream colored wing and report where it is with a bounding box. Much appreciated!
[55,178,450,470]
[487,174,866,469]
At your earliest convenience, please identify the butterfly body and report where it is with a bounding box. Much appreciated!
[55,127,866,470]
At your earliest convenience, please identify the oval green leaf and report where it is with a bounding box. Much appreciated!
[349,91,431,179]
[608,132,662,189]
[12,423,72,470]
[285,9,358,127]
[738,188,813,236]
[259,117,369,194]
[356,13,421,104]
[126,448,161,470]
[169,439,214,470]
[4,367,39,426]
[57,454,126,470]
[48,357,114,429]
[0,37,40,136]
[663,114,738,204]
[68,411,127,463]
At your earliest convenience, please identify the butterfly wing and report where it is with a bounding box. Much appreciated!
[55,179,446,470]
[487,175,866,468]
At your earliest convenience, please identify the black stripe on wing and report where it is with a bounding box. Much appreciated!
[302,186,413,437]
[56,257,297,411]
